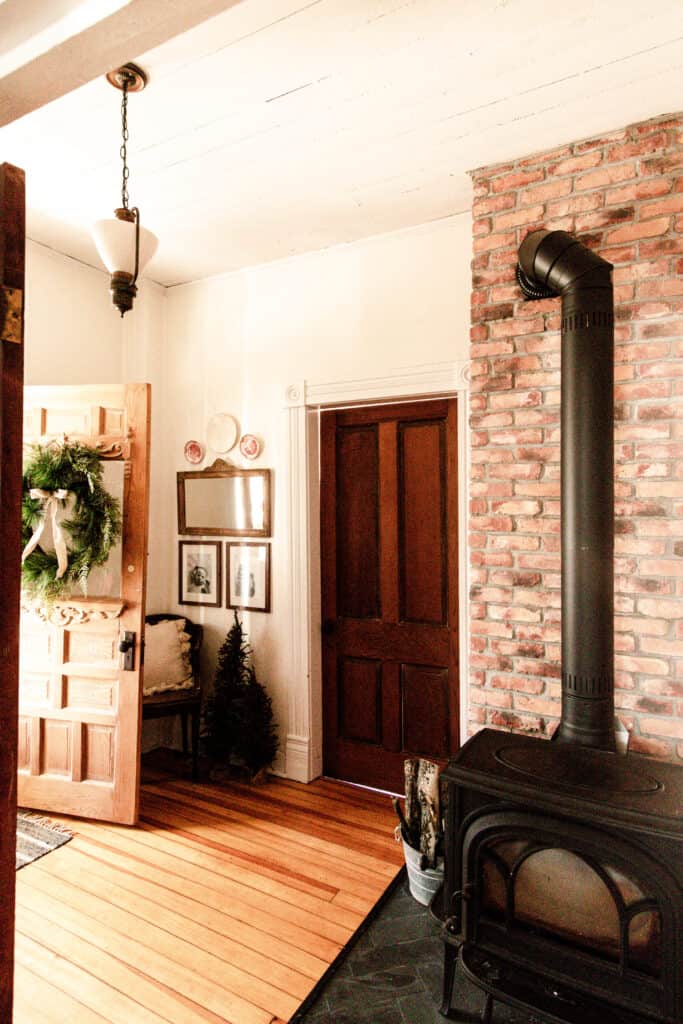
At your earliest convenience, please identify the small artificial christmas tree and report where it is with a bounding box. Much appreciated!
[204,611,278,778]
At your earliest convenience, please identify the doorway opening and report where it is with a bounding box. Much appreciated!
[282,361,470,785]
[320,397,460,794]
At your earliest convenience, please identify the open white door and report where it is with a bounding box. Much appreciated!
[18,384,150,824]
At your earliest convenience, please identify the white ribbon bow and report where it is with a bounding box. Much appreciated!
[21,488,70,579]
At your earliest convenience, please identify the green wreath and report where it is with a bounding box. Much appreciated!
[21,440,122,603]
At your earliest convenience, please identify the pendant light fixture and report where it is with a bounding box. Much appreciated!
[93,63,158,317]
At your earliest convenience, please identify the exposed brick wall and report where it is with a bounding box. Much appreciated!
[469,112,683,763]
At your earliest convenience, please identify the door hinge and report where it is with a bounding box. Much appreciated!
[0,285,23,344]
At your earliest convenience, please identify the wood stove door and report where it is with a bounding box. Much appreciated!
[456,810,676,1023]
[320,399,459,794]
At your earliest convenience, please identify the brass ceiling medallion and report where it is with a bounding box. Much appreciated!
[105,63,148,93]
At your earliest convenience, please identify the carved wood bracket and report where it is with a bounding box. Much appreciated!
[21,597,126,627]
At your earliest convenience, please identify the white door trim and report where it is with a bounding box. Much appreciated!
[283,361,470,782]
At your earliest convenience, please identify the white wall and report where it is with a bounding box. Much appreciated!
[25,241,122,384]
[24,240,168,750]
[161,213,472,770]
[24,213,473,769]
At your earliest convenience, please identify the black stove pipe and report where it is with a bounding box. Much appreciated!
[517,230,616,752]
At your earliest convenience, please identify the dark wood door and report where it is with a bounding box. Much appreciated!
[321,398,459,794]
[0,162,25,1023]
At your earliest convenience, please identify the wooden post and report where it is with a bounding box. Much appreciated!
[0,162,25,1021]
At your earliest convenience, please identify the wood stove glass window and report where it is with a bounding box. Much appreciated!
[480,838,662,975]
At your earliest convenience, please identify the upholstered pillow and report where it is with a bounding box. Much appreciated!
[143,618,194,695]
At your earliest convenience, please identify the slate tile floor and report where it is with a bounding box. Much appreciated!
[293,873,544,1024]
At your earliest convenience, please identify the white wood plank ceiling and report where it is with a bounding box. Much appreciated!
[2,0,683,286]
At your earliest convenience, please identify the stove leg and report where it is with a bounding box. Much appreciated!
[440,940,460,1016]
[481,993,493,1024]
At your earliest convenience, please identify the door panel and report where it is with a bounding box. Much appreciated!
[336,424,380,619]
[18,383,150,824]
[321,399,459,794]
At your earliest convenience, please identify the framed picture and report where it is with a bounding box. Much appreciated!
[227,542,271,613]
[178,540,222,606]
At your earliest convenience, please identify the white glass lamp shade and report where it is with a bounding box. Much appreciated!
[93,216,158,277]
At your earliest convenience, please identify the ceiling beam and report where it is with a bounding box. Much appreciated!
[0,0,245,128]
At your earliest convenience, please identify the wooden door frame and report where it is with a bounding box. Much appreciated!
[283,362,470,784]
[0,162,25,1022]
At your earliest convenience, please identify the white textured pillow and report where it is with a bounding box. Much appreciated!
[143,618,194,695]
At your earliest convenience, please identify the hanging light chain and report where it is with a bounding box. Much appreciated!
[119,78,130,210]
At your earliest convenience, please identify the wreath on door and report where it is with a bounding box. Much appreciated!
[21,440,122,603]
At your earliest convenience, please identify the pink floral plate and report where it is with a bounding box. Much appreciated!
[184,440,204,464]
[239,433,261,460]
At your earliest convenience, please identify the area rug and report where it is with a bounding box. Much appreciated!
[15,810,72,870]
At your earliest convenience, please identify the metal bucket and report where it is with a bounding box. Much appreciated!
[402,837,444,906]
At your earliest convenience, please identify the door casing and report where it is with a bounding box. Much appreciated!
[282,361,470,784]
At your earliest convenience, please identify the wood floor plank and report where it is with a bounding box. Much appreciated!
[138,796,386,907]
[128,810,364,924]
[141,790,395,889]
[33,851,314,1003]
[14,774,402,1024]
[63,828,344,962]
[161,778,401,861]
[30,851,311,1011]
[17,882,273,1024]
[220,776,397,827]
[61,820,355,946]
[21,868,301,1022]
[13,961,111,1024]
[15,927,176,1024]
[49,839,330,980]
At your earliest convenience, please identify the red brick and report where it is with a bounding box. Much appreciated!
[489,711,543,733]
[547,193,603,218]
[638,278,683,298]
[488,462,543,480]
[639,717,683,739]
[473,231,516,254]
[493,205,544,231]
[628,735,673,758]
[615,655,670,676]
[519,180,573,206]
[519,144,573,167]
[575,207,634,233]
[489,316,545,338]
[607,133,669,162]
[605,217,670,246]
[615,380,670,401]
[548,151,602,177]
[639,318,683,339]
[491,674,545,694]
[575,163,636,191]
[490,168,545,193]
[606,179,671,205]
[472,193,516,217]
[488,389,543,410]
[640,237,683,259]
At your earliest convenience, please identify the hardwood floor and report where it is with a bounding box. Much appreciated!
[13,772,403,1024]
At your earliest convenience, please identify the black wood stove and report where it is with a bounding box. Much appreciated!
[441,231,683,1024]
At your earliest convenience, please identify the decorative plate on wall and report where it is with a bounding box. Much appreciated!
[207,413,239,453]
[183,440,204,464]
[239,433,261,460]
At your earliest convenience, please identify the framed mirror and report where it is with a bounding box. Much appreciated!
[177,459,271,537]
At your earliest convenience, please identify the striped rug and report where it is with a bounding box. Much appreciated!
[16,811,72,870]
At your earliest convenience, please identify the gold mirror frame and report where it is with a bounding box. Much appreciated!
[177,458,271,537]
